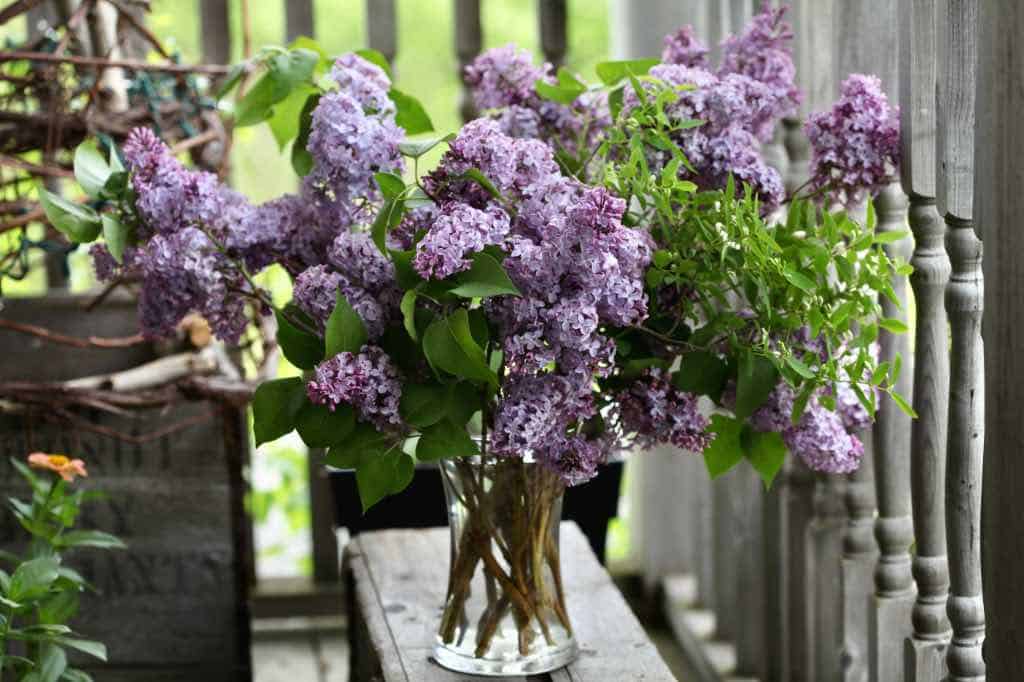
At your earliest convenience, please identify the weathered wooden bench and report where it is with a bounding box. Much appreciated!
[343,521,676,681]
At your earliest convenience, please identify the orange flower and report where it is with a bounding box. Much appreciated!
[27,453,88,482]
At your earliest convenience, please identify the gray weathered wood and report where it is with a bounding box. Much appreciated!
[869,182,916,682]
[200,0,231,64]
[343,523,676,681]
[366,0,397,66]
[940,1,986,680]
[728,0,752,36]
[609,0,704,60]
[900,4,953,676]
[639,448,704,592]
[733,466,766,677]
[538,0,567,69]
[782,459,815,682]
[285,0,314,42]
[976,0,1024,674]
[840,436,877,682]
[453,0,481,123]
[808,474,847,681]
[762,463,793,682]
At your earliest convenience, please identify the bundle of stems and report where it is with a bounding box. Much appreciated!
[438,455,573,658]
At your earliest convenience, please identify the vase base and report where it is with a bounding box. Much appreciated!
[432,634,578,676]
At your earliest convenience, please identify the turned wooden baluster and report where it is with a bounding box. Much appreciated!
[366,0,397,67]
[870,182,916,682]
[538,0,567,70]
[454,0,482,123]
[938,1,985,679]
[898,0,954,679]
[286,0,314,41]
[840,442,878,682]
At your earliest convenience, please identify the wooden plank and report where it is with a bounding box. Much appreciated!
[608,0,704,60]
[200,0,231,64]
[285,0,314,42]
[900,0,938,197]
[939,3,985,680]
[538,0,567,69]
[732,466,766,678]
[638,448,702,592]
[840,436,877,682]
[344,523,675,681]
[453,0,481,122]
[366,0,397,65]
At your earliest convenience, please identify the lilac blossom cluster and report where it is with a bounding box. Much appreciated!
[415,119,652,484]
[464,44,610,160]
[805,73,901,205]
[617,369,713,453]
[306,345,404,431]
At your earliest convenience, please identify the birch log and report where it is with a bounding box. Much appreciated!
[939,1,985,680]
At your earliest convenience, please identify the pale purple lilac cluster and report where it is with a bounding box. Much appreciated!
[464,44,610,160]
[617,369,713,453]
[661,25,709,68]
[306,345,403,432]
[805,73,900,205]
[412,202,510,279]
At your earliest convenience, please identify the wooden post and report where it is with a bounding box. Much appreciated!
[366,0,397,66]
[840,439,878,682]
[939,2,985,680]
[538,0,567,69]
[453,0,481,123]
[285,0,314,42]
[898,0,954,678]
[200,0,231,65]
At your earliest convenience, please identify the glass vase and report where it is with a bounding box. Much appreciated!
[433,456,578,676]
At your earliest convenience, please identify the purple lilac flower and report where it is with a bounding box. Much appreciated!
[783,402,864,474]
[662,25,710,67]
[292,262,394,340]
[306,345,403,431]
[465,44,547,110]
[749,381,797,433]
[537,435,606,486]
[618,369,713,453]
[718,3,800,137]
[136,227,249,343]
[413,202,511,279]
[805,73,901,205]
[330,52,394,114]
[490,373,595,457]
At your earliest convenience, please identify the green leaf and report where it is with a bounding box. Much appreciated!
[234,71,291,127]
[398,133,455,158]
[879,317,909,334]
[8,556,59,602]
[744,429,787,488]
[608,85,625,120]
[673,351,729,401]
[37,643,66,682]
[703,415,744,478]
[595,58,659,85]
[295,402,355,448]
[275,48,319,84]
[73,141,110,198]
[370,198,406,254]
[534,75,584,105]
[873,229,911,245]
[374,172,405,199]
[38,189,101,243]
[786,356,816,379]
[354,48,391,76]
[389,88,434,134]
[400,290,418,340]
[444,382,480,425]
[356,449,409,512]
[101,214,128,264]
[734,352,779,421]
[290,93,321,176]
[890,391,918,418]
[460,168,501,199]
[416,419,479,461]
[38,590,78,625]
[422,314,498,387]
[55,638,106,662]
[54,530,124,550]
[252,377,306,446]
[267,84,317,149]
[783,269,816,293]
[399,383,449,428]
[325,290,368,357]
[215,62,247,99]
[450,252,521,298]
[325,422,389,469]
[275,306,325,370]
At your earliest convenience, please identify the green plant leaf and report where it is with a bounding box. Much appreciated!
[785,356,815,379]
[252,377,305,446]
[275,306,324,370]
[267,84,317,149]
[101,214,128,264]
[325,290,368,357]
[534,77,584,105]
[325,422,389,469]
[734,351,779,420]
[370,197,406,254]
[444,382,480,425]
[374,172,406,199]
[38,189,101,243]
[73,141,110,198]
[54,531,124,550]
[879,317,909,334]
[38,590,78,625]
[415,419,479,461]
[399,383,449,428]
[356,449,409,512]
[890,391,918,418]
[595,58,659,85]
[291,93,321,176]
[703,415,744,479]
[422,314,497,387]
[459,168,500,199]
[400,290,418,340]
[783,269,816,293]
[8,556,59,602]
[295,402,355,448]
[743,429,786,488]
[37,643,66,682]
[215,62,247,99]
[388,88,434,134]
[55,638,106,662]
[450,252,521,298]
[673,351,729,401]
[398,133,454,158]
[234,71,291,127]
